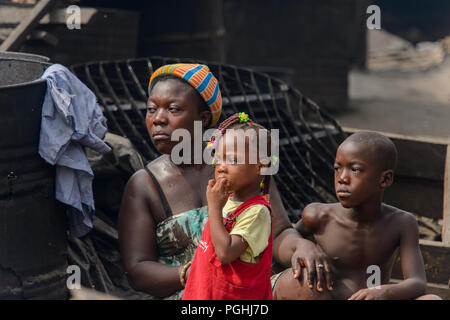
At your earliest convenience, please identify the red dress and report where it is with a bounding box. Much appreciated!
[182,195,273,300]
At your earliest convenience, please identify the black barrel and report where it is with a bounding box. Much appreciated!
[0,52,68,299]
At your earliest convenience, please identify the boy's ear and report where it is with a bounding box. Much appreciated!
[380,170,394,188]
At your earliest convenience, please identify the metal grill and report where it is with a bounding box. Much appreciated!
[71,57,346,222]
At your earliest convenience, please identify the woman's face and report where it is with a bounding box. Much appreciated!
[146,78,208,155]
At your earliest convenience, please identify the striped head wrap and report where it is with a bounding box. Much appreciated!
[148,64,222,128]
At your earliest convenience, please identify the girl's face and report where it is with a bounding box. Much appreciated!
[214,133,262,195]
[146,78,209,155]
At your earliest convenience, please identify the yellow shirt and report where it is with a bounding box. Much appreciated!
[222,199,271,263]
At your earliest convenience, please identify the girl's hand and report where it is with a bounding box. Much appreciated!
[206,178,230,213]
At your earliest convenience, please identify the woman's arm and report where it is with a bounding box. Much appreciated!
[270,178,333,291]
[269,177,317,265]
[118,169,183,297]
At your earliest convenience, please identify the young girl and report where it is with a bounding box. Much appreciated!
[182,112,274,300]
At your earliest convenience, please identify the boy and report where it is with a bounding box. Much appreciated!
[273,131,441,300]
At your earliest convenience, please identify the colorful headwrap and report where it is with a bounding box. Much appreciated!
[148,64,222,128]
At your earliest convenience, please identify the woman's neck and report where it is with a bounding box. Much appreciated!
[166,141,210,169]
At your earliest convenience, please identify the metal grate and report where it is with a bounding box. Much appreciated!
[71,57,346,222]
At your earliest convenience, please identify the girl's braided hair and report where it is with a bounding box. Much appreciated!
[211,113,272,200]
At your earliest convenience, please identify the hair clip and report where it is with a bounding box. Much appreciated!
[272,155,279,166]
[238,112,249,123]
[207,140,218,149]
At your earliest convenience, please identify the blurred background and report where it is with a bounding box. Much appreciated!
[1,0,449,139]
[0,0,449,299]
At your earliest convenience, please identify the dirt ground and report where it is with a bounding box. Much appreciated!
[335,56,450,141]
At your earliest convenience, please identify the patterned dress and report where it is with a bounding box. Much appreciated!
[154,206,209,300]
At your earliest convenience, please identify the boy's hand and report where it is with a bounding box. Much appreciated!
[206,178,230,213]
[348,286,389,300]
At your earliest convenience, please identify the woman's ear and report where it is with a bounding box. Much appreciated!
[200,110,212,128]
[380,170,394,188]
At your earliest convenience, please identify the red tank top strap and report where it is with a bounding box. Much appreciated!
[223,195,271,231]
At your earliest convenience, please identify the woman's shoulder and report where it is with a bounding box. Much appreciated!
[127,155,171,183]
[125,155,169,196]
[123,168,152,200]
[147,154,169,166]
[122,157,171,221]
[145,154,180,178]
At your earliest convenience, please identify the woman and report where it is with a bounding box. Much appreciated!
[118,63,331,299]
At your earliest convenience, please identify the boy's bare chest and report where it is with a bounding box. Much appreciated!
[314,218,400,271]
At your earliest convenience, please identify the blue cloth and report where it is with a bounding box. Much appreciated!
[39,64,111,237]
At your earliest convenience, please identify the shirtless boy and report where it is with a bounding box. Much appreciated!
[273,131,441,300]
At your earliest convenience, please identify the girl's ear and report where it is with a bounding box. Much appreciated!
[257,160,270,176]
[200,110,212,128]
[380,170,394,188]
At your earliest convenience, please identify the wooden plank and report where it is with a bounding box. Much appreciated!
[384,176,443,220]
[0,0,56,52]
[392,138,446,180]
[424,282,450,300]
[443,145,450,245]
[391,239,450,285]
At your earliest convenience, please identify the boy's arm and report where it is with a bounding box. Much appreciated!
[349,213,427,300]
[385,213,427,299]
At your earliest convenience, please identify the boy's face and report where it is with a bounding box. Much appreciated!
[214,133,261,194]
[334,141,384,208]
